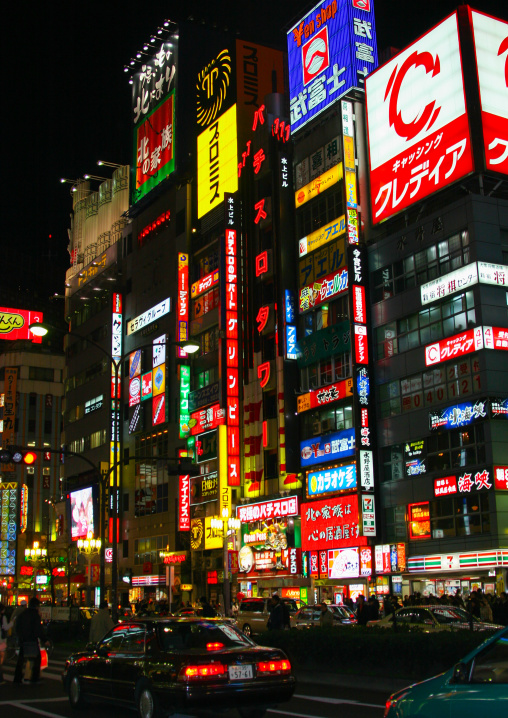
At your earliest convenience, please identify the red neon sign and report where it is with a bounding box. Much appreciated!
[256,306,270,333]
[190,404,225,435]
[301,495,365,551]
[425,327,483,366]
[255,251,268,276]
[225,227,240,487]
[179,476,190,532]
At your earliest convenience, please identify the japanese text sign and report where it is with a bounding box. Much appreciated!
[366,13,473,223]
[287,0,378,134]
[236,496,299,524]
[301,494,366,550]
[470,10,508,176]
[307,462,357,497]
[300,428,355,467]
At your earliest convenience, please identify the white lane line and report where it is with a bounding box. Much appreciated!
[0,704,68,718]
[294,694,384,709]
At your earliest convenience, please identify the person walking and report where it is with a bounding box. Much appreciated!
[13,597,47,684]
[199,596,216,618]
[0,604,15,685]
[89,601,114,644]
[267,594,284,630]
[318,602,334,628]
[356,594,371,626]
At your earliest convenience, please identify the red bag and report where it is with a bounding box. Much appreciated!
[40,647,48,671]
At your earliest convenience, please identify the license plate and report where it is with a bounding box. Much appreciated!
[228,664,253,680]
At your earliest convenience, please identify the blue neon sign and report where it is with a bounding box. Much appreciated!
[300,428,355,468]
[287,0,378,134]
[307,463,357,496]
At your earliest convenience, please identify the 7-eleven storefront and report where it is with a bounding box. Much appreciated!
[406,549,508,597]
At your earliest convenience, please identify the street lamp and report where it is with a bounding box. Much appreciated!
[25,541,47,560]
[29,322,199,619]
[77,531,101,607]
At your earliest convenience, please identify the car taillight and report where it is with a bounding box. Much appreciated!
[178,664,227,682]
[257,659,291,675]
[206,642,225,651]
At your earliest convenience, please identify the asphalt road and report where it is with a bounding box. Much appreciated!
[0,654,390,718]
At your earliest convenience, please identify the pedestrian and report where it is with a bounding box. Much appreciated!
[0,603,15,685]
[13,597,47,684]
[480,596,493,623]
[267,593,284,630]
[199,596,216,618]
[89,600,114,643]
[356,595,371,626]
[319,602,334,628]
[368,594,380,621]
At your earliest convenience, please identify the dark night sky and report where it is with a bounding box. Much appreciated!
[3,0,506,296]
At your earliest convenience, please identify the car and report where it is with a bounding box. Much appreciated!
[368,604,504,632]
[62,617,295,718]
[237,597,298,636]
[384,625,508,717]
[294,603,357,628]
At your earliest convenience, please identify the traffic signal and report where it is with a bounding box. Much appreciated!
[0,447,38,465]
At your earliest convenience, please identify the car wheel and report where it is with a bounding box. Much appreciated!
[137,684,159,718]
[238,708,267,718]
[242,623,253,637]
[68,674,86,709]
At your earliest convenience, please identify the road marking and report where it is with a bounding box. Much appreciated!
[294,694,384,709]
[0,704,67,718]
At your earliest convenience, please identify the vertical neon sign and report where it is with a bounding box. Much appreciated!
[177,253,189,357]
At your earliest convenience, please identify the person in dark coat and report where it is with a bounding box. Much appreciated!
[14,597,47,683]
[356,595,371,626]
[268,594,284,630]
[199,596,216,618]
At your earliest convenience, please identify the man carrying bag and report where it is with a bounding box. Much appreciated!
[13,597,47,684]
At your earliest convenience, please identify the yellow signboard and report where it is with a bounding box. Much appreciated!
[299,215,346,258]
[152,364,165,397]
[294,163,343,209]
[197,104,238,219]
[204,516,223,550]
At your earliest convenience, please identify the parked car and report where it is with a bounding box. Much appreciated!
[294,604,357,628]
[368,605,504,632]
[237,597,298,636]
[62,617,295,718]
[384,625,508,717]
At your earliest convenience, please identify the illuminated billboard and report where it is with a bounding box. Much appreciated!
[301,494,367,551]
[197,104,238,219]
[0,307,43,343]
[287,0,378,134]
[366,13,474,223]
[470,10,508,176]
[133,93,175,204]
[131,37,178,204]
[69,485,97,541]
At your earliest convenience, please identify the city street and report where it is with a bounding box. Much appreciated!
[1,654,389,718]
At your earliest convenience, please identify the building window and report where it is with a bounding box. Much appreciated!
[372,231,470,302]
[134,534,169,566]
[301,403,353,440]
[376,291,476,361]
[300,352,351,391]
[378,355,481,418]
[28,367,54,382]
[430,493,490,539]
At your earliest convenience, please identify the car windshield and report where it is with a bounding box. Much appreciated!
[330,606,354,619]
[431,606,474,624]
[157,621,255,651]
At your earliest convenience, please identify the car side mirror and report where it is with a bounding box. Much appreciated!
[96,645,109,657]
[452,662,468,684]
